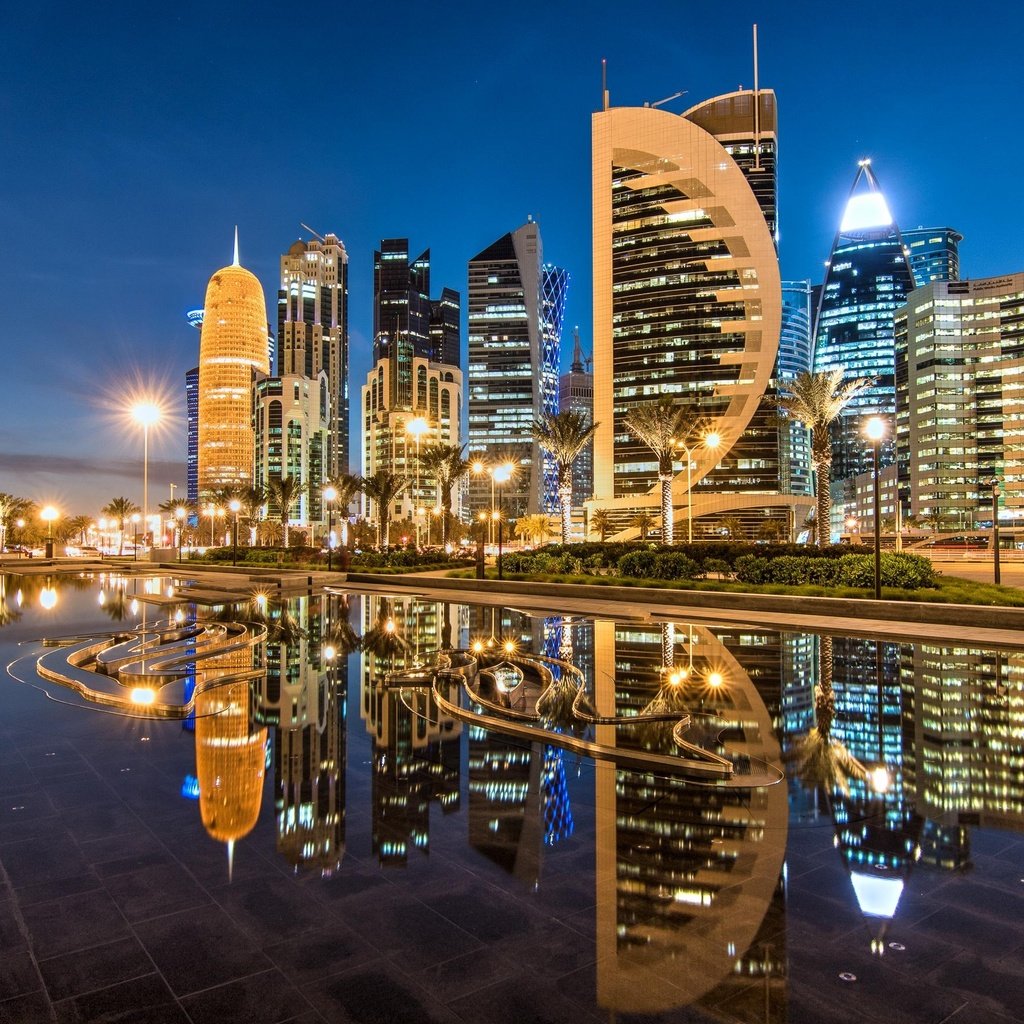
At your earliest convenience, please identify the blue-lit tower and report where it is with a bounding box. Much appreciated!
[779,281,814,496]
[813,161,914,481]
[185,308,203,506]
[902,226,962,287]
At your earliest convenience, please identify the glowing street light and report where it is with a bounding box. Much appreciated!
[323,484,338,571]
[131,402,161,551]
[229,498,241,566]
[675,431,722,544]
[40,505,58,559]
[175,506,186,563]
[864,416,886,600]
[131,513,141,561]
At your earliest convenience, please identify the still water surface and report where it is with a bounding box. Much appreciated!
[1,570,1022,1023]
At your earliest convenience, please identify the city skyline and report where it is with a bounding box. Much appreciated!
[3,1,1023,510]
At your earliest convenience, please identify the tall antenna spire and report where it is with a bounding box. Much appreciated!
[602,58,609,111]
[752,24,762,171]
[232,225,240,267]
[571,325,586,373]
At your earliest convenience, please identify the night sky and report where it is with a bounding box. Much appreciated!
[2,0,1021,512]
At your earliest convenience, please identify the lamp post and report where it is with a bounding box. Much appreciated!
[991,479,1001,585]
[406,417,429,549]
[40,506,58,559]
[131,513,140,561]
[176,506,186,563]
[323,484,338,572]
[864,416,885,600]
[229,499,241,567]
[471,459,491,546]
[675,432,721,544]
[493,463,512,580]
[131,402,160,552]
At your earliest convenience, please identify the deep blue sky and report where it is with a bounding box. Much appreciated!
[2,0,1021,512]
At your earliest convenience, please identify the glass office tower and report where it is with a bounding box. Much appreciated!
[902,226,962,288]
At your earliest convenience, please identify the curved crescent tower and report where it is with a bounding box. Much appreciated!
[591,88,793,538]
[197,234,271,495]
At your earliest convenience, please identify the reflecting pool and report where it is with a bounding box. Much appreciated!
[2,570,1023,1023]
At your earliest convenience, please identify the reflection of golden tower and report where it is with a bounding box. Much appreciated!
[195,670,267,871]
[197,231,271,493]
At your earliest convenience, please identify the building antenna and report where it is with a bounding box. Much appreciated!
[232,225,240,266]
[602,58,609,111]
[300,222,326,242]
[752,24,762,171]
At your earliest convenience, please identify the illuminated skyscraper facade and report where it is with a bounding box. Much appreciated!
[467,221,567,517]
[361,241,463,529]
[278,233,350,477]
[197,237,271,495]
[779,281,814,496]
[558,327,594,506]
[813,162,914,481]
[591,88,798,538]
[903,226,962,287]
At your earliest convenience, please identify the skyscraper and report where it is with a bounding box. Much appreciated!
[197,234,271,495]
[558,327,594,507]
[361,242,463,531]
[467,221,567,518]
[902,226,962,287]
[591,86,797,538]
[278,233,350,477]
[779,281,814,496]
[813,161,914,481]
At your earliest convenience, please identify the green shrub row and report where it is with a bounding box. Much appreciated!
[733,552,938,589]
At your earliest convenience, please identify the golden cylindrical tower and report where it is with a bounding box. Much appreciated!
[197,235,270,494]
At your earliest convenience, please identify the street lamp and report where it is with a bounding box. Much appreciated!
[229,499,241,566]
[131,513,140,560]
[131,402,161,552]
[175,506,186,563]
[864,416,885,600]
[493,463,513,579]
[675,431,722,544]
[323,484,338,572]
[406,416,429,547]
[990,479,1001,585]
[40,505,58,559]
[471,458,491,545]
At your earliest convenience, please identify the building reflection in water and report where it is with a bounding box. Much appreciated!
[360,595,461,866]
[193,632,268,881]
[253,593,348,876]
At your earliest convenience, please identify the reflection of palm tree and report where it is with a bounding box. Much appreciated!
[360,600,409,660]
[788,635,867,796]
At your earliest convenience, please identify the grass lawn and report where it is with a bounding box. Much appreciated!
[446,569,1024,607]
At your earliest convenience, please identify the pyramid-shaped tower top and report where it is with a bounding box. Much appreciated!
[839,159,895,234]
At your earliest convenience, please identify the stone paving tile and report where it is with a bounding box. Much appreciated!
[102,862,210,924]
[20,889,130,960]
[0,989,54,1024]
[52,973,190,1024]
[180,968,313,1024]
[0,950,40,1002]
[263,920,382,983]
[38,934,155,1003]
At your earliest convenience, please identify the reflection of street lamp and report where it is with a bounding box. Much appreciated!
[675,431,722,544]
[864,416,885,600]
[40,506,58,559]
[229,499,241,566]
[323,484,338,572]
[131,402,161,550]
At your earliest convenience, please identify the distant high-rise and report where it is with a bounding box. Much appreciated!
[591,86,798,538]
[278,233,349,477]
[185,309,203,506]
[467,221,567,517]
[813,161,914,481]
[558,327,594,507]
[902,226,962,287]
[361,241,462,531]
[197,233,271,495]
[779,281,814,496]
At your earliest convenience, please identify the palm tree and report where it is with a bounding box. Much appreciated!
[623,398,703,546]
[66,515,92,545]
[102,497,141,555]
[918,509,948,533]
[266,476,304,548]
[589,508,614,542]
[720,514,744,540]
[361,470,408,549]
[631,510,653,541]
[236,486,266,545]
[533,411,598,544]
[775,369,874,547]
[418,444,469,547]
[515,514,556,547]
[0,493,32,551]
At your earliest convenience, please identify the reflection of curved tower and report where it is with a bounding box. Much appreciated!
[813,162,914,481]
[197,233,271,493]
[591,87,788,534]
[195,669,267,872]
[591,619,788,1014]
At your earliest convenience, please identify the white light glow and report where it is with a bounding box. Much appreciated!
[850,871,904,919]
[840,192,893,233]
